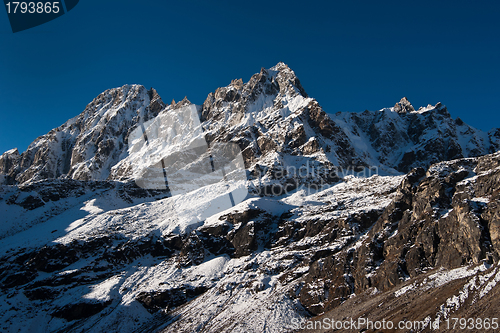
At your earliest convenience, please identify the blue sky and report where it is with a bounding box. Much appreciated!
[0,0,499,154]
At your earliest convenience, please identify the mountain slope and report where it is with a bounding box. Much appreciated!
[2,152,500,333]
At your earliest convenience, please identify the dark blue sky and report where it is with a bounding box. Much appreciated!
[1,0,499,154]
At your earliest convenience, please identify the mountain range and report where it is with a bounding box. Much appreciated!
[1,63,499,333]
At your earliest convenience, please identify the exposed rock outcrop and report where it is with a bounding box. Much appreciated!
[296,152,500,315]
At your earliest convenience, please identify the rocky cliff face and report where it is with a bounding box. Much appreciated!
[0,64,499,333]
[0,148,20,184]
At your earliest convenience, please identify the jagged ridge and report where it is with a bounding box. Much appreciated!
[1,63,498,188]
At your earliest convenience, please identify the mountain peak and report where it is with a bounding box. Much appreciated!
[230,78,244,89]
[1,148,19,157]
[86,84,148,115]
[394,96,415,113]
[147,87,160,101]
[270,61,289,71]
[269,62,308,98]
[172,96,192,109]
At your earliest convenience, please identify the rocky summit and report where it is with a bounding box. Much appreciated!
[1,63,499,333]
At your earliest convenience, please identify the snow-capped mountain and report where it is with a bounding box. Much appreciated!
[0,85,165,185]
[1,63,499,333]
[1,63,498,188]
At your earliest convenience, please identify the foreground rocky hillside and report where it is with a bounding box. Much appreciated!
[2,152,499,332]
[1,63,499,333]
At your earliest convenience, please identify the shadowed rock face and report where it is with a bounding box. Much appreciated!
[0,149,20,184]
[51,300,113,321]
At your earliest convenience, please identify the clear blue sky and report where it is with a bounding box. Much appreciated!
[0,0,499,154]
